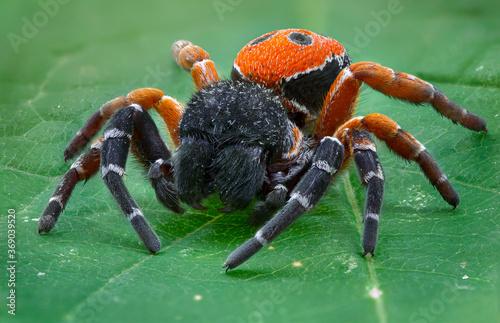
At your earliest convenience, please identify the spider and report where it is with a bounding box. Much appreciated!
[39,29,487,270]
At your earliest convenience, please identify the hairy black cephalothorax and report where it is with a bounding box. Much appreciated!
[175,80,295,211]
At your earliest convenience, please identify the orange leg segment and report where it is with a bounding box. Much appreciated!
[64,89,184,161]
[171,40,220,91]
[315,61,487,140]
[350,62,487,132]
[316,68,361,140]
[335,114,459,207]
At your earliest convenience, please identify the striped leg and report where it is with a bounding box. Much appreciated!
[249,126,307,226]
[39,137,103,234]
[336,114,459,207]
[342,129,384,256]
[130,104,183,214]
[315,61,487,139]
[64,89,184,160]
[223,136,344,270]
[101,105,179,253]
[171,40,220,91]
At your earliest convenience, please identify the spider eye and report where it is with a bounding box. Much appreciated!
[250,32,277,46]
[288,32,313,46]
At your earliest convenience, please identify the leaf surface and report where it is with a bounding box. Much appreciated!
[1,1,498,322]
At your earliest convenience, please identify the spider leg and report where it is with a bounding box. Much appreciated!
[101,104,181,253]
[251,128,312,226]
[337,114,459,207]
[64,89,184,160]
[342,129,385,257]
[130,109,184,215]
[250,184,288,227]
[171,40,220,90]
[315,62,487,139]
[38,136,103,234]
[223,136,344,270]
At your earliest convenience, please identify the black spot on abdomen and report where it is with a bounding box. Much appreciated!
[287,32,313,46]
[250,32,277,46]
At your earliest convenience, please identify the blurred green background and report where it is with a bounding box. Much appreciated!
[0,0,499,322]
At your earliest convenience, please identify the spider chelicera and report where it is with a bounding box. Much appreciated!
[39,29,487,270]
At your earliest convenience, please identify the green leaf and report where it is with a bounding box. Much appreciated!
[1,1,498,322]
